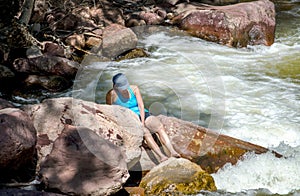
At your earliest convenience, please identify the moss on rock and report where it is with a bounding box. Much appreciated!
[139,157,216,195]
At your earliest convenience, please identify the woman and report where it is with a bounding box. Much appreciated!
[106,73,180,162]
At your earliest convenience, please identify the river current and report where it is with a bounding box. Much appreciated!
[11,4,300,196]
[71,5,300,195]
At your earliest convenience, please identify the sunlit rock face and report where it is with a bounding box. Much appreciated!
[157,115,280,173]
[140,157,217,195]
[171,0,276,47]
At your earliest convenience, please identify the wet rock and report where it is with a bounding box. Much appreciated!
[140,157,216,195]
[116,48,149,61]
[13,55,79,78]
[100,24,138,59]
[172,0,276,47]
[40,125,129,195]
[22,97,144,170]
[157,115,279,173]
[0,108,37,181]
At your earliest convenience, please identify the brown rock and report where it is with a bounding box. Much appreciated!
[157,115,280,173]
[100,24,138,59]
[140,157,216,195]
[0,108,37,181]
[43,42,65,57]
[139,12,164,25]
[40,125,129,195]
[13,55,79,78]
[172,0,276,47]
[117,48,149,61]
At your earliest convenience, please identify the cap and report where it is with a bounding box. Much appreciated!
[112,73,129,91]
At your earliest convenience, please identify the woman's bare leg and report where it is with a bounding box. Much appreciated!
[145,116,180,158]
[143,127,169,162]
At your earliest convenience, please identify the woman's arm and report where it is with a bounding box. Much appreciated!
[133,85,146,125]
[106,89,114,105]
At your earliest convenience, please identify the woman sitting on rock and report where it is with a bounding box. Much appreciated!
[106,73,180,162]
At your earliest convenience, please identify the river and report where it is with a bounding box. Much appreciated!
[12,3,300,196]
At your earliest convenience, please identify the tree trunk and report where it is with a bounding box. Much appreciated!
[19,0,36,25]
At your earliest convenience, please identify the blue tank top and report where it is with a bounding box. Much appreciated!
[113,87,148,116]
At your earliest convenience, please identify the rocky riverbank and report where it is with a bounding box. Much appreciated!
[0,0,277,101]
[0,0,292,195]
[0,97,281,195]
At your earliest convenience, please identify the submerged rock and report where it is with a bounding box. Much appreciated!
[116,48,149,61]
[140,157,216,195]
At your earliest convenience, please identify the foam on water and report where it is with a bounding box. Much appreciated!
[211,144,300,195]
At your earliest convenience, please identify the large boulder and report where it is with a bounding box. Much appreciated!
[40,125,129,195]
[0,108,37,181]
[171,0,276,47]
[139,157,216,195]
[12,55,79,78]
[157,115,280,173]
[22,97,144,169]
[99,24,138,59]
